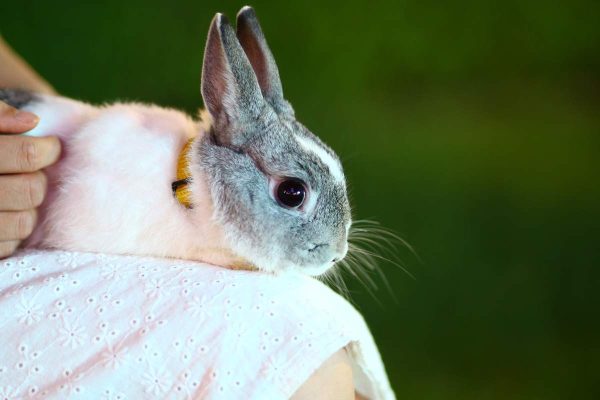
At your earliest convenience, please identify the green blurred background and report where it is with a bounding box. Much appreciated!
[2,0,599,398]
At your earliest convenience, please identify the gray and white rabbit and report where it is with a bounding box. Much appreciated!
[0,7,351,275]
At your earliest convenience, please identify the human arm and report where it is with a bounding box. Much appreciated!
[0,36,55,94]
[0,36,61,258]
[291,348,357,400]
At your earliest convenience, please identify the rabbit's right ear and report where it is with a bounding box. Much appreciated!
[236,6,294,117]
[201,13,265,146]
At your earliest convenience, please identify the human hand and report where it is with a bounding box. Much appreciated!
[0,101,60,258]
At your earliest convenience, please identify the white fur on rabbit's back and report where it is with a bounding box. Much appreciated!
[23,95,235,266]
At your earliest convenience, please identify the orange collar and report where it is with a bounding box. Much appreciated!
[172,139,195,208]
[171,138,260,272]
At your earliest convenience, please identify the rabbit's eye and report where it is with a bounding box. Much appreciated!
[276,179,306,209]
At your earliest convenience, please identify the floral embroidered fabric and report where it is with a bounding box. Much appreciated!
[0,250,394,399]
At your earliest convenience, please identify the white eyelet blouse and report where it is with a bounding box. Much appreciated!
[0,250,395,399]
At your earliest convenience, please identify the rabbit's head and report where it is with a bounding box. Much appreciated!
[193,7,351,275]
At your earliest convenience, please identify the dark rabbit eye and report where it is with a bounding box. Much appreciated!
[276,179,306,209]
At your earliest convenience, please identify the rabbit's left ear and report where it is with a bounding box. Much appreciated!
[201,13,266,146]
[236,6,294,117]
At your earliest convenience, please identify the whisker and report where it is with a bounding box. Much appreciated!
[337,257,383,307]
[320,219,416,304]
[318,264,351,300]
[352,219,421,261]
[345,252,379,290]
[349,245,415,280]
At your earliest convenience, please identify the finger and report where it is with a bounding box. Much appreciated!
[0,209,37,241]
[0,240,20,259]
[0,101,39,134]
[0,135,61,173]
[0,172,47,210]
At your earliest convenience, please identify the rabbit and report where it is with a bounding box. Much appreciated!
[0,6,352,276]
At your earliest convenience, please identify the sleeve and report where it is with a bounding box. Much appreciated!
[0,250,395,400]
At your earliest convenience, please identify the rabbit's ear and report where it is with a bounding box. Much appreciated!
[201,13,265,145]
[236,6,294,117]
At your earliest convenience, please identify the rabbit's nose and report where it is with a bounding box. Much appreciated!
[331,241,348,264]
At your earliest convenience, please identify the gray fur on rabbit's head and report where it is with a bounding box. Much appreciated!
[193,7,351,275]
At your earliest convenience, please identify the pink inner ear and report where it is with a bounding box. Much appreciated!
[238,28,269,93]
[201,20,230,120]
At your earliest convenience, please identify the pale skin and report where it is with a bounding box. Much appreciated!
[0,36,360,399]
[0,36,60,258]
[292,348,362,400]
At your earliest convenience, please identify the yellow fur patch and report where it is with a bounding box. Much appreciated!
[174,139,194,208]
[174,111,259,272]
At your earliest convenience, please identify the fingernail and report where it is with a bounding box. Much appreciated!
[14,110,39,125]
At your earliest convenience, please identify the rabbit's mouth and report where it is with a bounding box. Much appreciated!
[308,243,328,253]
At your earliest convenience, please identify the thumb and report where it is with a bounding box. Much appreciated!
[0,100,39,134]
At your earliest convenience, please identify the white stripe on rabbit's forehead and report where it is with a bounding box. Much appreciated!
[294,135,344,183]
